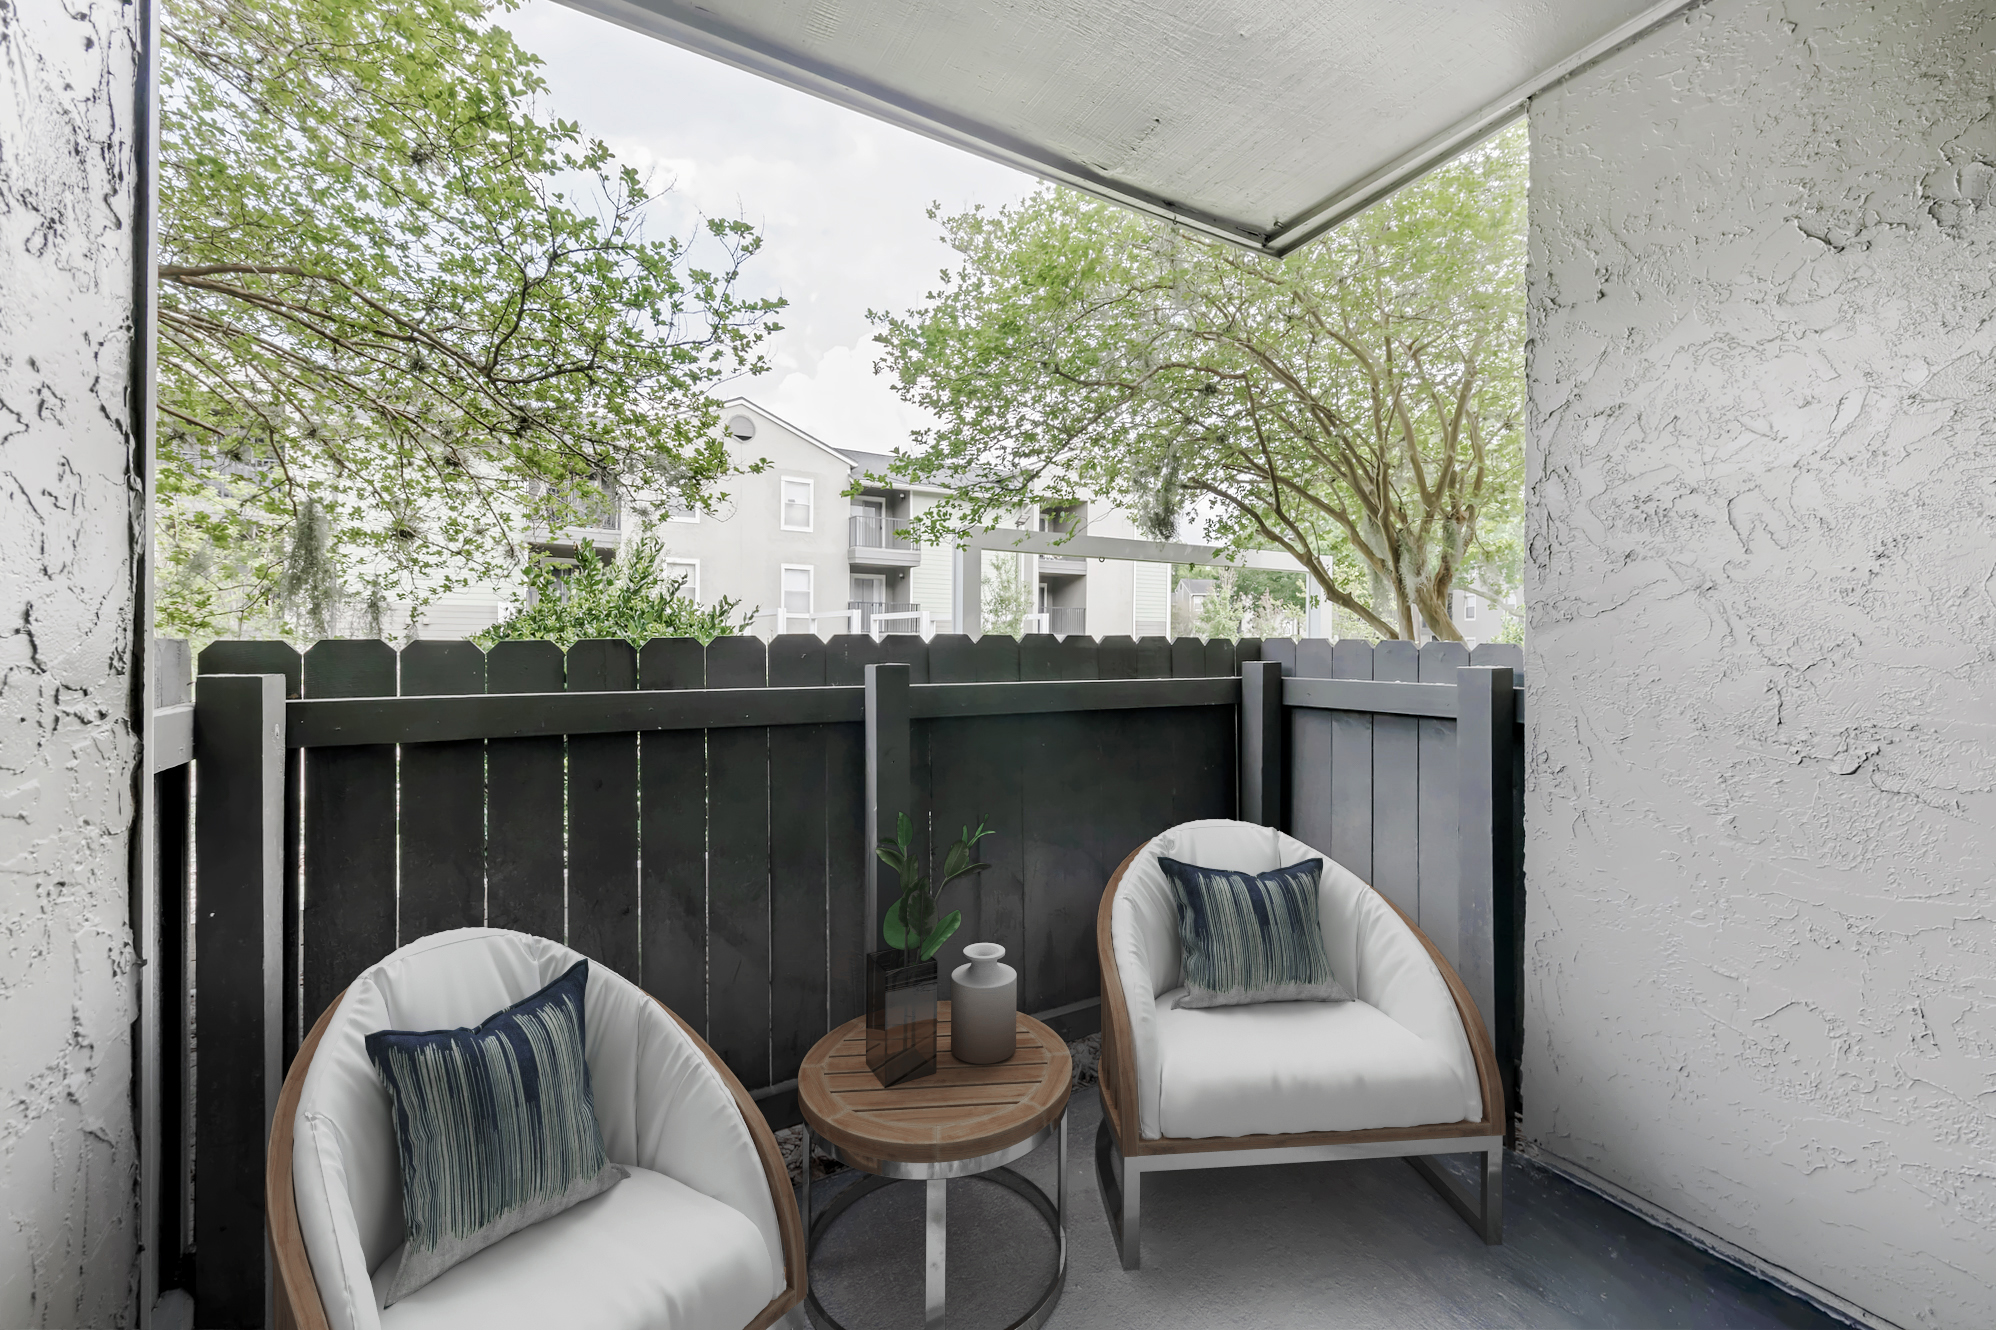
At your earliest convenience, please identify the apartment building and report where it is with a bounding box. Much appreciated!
[411,398,1177,641]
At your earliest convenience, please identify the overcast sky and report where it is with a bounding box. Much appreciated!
[502,1,1036,453]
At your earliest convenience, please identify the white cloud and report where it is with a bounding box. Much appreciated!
[762,338,938,453]
[500,2,1034,437]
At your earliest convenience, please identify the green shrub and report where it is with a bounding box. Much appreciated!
[477,535,751,649]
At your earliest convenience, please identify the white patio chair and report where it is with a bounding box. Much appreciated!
[1095,819,1505,1269]
[266,928,805,1329]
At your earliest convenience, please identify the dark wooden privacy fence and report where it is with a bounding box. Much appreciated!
[170,630,1521,1326]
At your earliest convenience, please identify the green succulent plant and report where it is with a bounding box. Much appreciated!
[876,813,993,962]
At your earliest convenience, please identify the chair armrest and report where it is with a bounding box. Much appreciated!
[648,1001,807,1330]
[1097,847,1143,1146]
[1099,844,1177,1143]
[269,993,344,1330]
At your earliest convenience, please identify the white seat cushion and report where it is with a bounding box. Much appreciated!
[1152,989,1474,1138]
[376,1165,770,1330]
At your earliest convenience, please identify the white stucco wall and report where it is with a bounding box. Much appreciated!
[0,0,144,1322]
[1524,3,1996,1326]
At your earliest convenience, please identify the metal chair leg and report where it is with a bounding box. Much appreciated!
[1408,1148,1504,1245]
[1093,1118,1143,1269]
[1479,1148,1504,1244]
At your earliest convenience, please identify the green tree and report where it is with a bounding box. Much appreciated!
[979,550,1031,637]
[476,535,749,649]
[1180,566,1305,640]
[159,0,782,640]
[872,126,1526,641]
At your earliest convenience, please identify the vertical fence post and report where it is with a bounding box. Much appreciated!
[864,662,911,937]
[1456,664,1516,1114]
[1239,660,1284,827]
[193,673,285,1327]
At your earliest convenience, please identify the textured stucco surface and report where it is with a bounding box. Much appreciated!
[1524,2,1996,1326]
[0,0,144,1320]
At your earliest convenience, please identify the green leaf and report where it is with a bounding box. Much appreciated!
[883,898,912,950]
[918,911,962,961]
[943,859,991,888]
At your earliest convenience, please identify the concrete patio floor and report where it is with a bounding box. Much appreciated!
[803,1084,1848,1330]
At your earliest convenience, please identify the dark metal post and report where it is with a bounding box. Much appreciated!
[1238,660,1284,827]
[1456,665,1515,1079]
[193,673,285,1327]
[864,662,911,937]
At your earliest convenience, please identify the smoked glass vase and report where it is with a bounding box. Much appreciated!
[865,948,938,1085]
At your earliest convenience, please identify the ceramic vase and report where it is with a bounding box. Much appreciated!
[950,943,1018,1064]
[865,949,937,1085]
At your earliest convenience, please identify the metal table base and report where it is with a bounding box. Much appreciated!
[799,1112,1068,1330]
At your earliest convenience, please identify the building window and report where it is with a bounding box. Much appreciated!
[781,478,814,531]
[1461,593,1477,621]
[664,499,700,524]
[782,565,813,617]
[665,558,699,601]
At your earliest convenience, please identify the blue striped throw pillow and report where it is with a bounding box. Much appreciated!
[1158,856,1352,1008]
[366,959,626,1303]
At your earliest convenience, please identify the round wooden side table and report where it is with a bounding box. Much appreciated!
[797,1002,1072,1330]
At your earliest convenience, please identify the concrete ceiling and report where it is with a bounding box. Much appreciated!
[557,0,1697,253]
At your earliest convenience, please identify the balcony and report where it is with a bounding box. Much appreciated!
[848,599,926,636]
[1035,553,1086,577]
[155,632,1847,1329]
[848,513,921,571]
[1021,606,1086,636]
[529,488,622,560]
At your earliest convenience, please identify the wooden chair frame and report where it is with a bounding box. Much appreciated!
[1094,844,1507,1270]
[267,989,807,1330]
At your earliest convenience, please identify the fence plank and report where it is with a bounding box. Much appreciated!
[1045,635,1098,681]
[767,636,829,1090]
[1135,636,1172,678]
[485,641,566,941]
[826,633,882,685]
[197,641,303,1056]
[1289,639,1337,853]
[1095,635,1137,680]
[929,629,1023,1010]
[877,633,931,683]
[639,638,707,1030]
[566,640,640,980]
[1370,639,1421,919]
[706,636,771,1088]
[1169,637,1205,677]
[925,634,978,684]
[1328,640,1376,883]
[1203,638,1236,678]
[397,642,486,943]
[301,641,397,1026]
[1470,641,1524,677]
[970,633,1020,682]
[1417,641,1468,970]
[1235,637,1263,664]
[1017,632,1060,679]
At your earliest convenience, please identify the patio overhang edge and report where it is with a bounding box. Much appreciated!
[551,0,1702,255]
